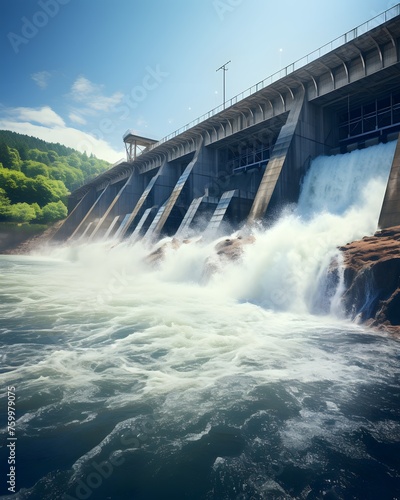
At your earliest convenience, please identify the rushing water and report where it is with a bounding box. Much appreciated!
[1,142,400,500]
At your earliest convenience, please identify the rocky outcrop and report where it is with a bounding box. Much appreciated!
[214,235,256,261]
[339,226,400,333]
[144,238,189,266]
[144,235,256,283]
[201,235,256,282]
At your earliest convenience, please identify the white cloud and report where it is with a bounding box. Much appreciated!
[11,106,65,127]
[71,76,97,95]
[31,71,52,89]
[70,76,124,113]
[0,107,125,163]
[69,112,87,125]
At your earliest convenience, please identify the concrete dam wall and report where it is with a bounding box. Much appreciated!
[54,6,400,243]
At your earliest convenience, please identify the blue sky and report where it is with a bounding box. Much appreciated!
[0,0,394,162]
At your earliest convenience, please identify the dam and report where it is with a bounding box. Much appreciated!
[4,8,400,499]
[54,5,400,242]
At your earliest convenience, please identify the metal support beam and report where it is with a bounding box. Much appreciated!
[350,42,366,76]
[305,71,318,97]
[384,26,398,62]
[368,34,384,68]
[321,62,335,89]
[335,55,350,83]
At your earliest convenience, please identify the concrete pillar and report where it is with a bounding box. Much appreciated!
[175,196,205,238]
[206,190,237,235]
[69,183,111,240]
[90,173,133,239]
[104,215,122,239]
[89,173,139,240]
[247,88,324,223]
[379,134,400,229]
[117,161,178,239]
[129,207,158,241]
[145,141,204,240]
[189,144,217,199]
[51,188,97,241]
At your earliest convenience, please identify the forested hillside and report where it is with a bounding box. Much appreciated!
[0,131,110,224]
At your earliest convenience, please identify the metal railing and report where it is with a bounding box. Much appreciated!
[146,3,399,152]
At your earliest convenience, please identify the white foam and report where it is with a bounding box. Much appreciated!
[1,141,398,428]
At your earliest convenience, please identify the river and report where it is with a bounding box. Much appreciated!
[1,141,399,499]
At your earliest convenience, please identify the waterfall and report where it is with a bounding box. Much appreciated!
[120,140,395,316]
[298,141,396,217]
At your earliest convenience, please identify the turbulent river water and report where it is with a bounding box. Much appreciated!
[1,142,400,500]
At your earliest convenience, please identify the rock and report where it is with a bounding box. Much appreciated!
[339,225,400,334]
[201,235,256,283]
[214,235,256,261]
[144,234,256,276]
[144,238,188,266]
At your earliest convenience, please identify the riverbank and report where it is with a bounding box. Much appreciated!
[339,225,400,334]
[0,221,63,255]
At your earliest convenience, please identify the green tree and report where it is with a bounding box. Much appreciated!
[0,143,13,169]
[0,144,20,170]
[0,187,11,220]
[17,144,29,161]
[6,202,37,222]
[35,176,69,204]
[67,153,81,169]
[0,168,67,206]
[40,200,67,223]
[49,161,84,190]
[31,202,42,220]
[28,149,50,165]
[21,160,50,178]
[8,148,21,170]
[0,168,27,203]
[30,176,62,206]
[47,150,59,163]
[0,130,110,220]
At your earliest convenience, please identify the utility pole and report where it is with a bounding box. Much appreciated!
[216,60,231,109]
